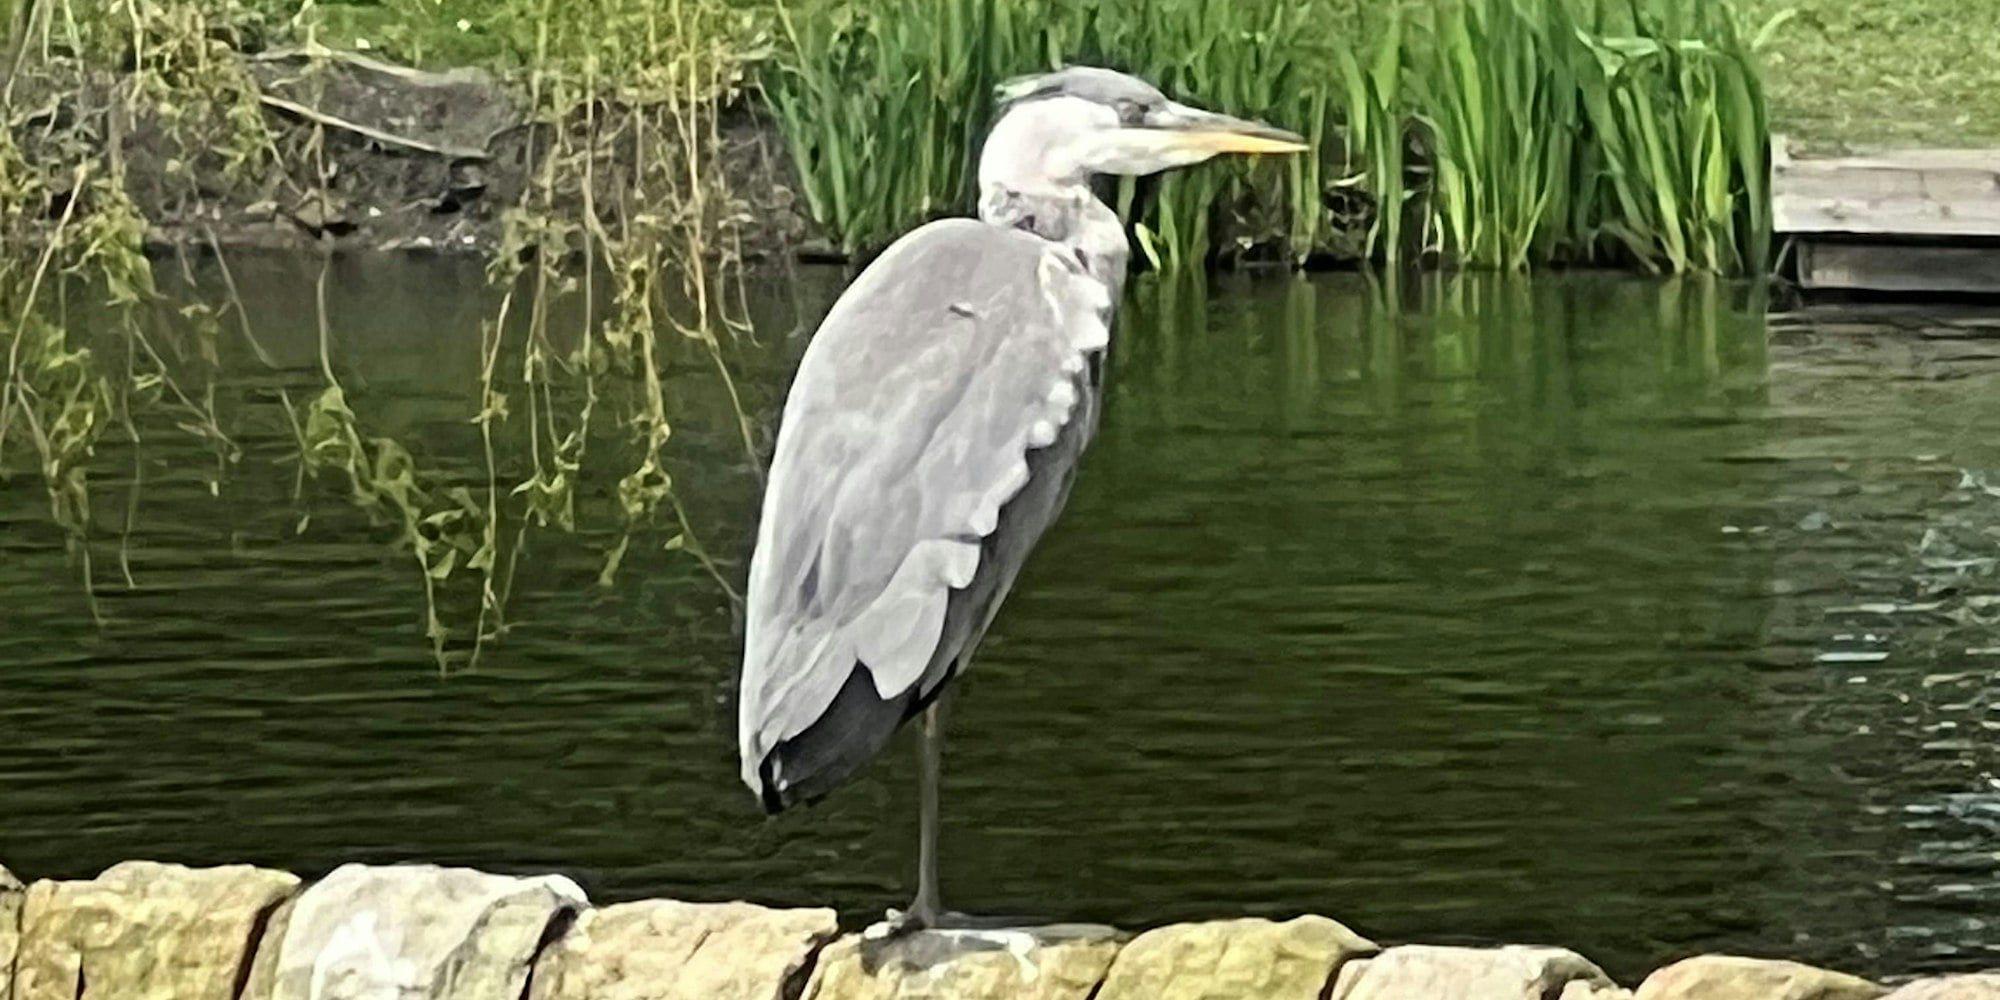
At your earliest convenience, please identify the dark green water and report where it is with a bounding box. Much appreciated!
[5,255,2000,982]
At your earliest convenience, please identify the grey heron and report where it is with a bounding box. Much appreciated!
[737,65,1306,930]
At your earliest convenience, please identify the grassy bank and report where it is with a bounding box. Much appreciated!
[1744,0,2000,148]
[254,0,2000,150]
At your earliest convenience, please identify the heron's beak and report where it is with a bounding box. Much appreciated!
[1146,101,1309,156]
[1071,100,1308,176]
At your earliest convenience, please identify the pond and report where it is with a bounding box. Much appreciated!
[4,255,2000,982]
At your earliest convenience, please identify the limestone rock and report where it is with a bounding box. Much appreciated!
[10,860,299,1000]
[1332,944,1620,1000]
[1881,976,2000,1000]
[252,862,586,1000]
[1562,981,1636,1000]
[527,899,838,1000]
[802,924,1123,1000]
[1634,956,1885,1000]
[1,864,24,990]
[1095,915,1377,1000]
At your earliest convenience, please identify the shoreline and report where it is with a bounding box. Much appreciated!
[5,49,824,263]
[12,45,2000,297]
[3,859,1994,1000]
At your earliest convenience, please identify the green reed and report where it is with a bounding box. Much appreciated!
[763,0,1034,255]
[1566,0,1785,274]
[765,0,1786,275]
[1408,0,1781,272]
[1080,0,1340,269]
[1407,0,1587,269]
[763,0,1347,266]
[1332,5,1409,266]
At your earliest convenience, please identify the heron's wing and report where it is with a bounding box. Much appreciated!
[737,218,1109,801]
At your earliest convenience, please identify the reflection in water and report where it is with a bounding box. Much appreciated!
[3,260,2000,981]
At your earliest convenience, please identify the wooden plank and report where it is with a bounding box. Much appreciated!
[1798,240,2000,294]
[1772,136,2000,238]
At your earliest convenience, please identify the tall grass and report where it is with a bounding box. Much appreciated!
[1332,5,1409,266]
[764,0,1036,255]
[1568,0,1782,274]
[1068,0,1340,269]
[765,0,1340,266]
[765,0,1786,276]
[1408,0,1591,269]
[1409,0,1779,273]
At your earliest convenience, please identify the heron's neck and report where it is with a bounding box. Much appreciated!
[978,181,1130,297]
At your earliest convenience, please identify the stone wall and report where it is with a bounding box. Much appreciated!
[0,859,1995,1000]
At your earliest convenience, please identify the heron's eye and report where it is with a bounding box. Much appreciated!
[1112,99,1147,126]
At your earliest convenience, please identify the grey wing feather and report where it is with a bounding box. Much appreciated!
[737,218,1111,800]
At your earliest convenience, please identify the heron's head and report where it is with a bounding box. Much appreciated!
[978,66,1307,192]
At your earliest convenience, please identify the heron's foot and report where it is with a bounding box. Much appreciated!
[926,910,1040,931]
[862,905,927,942]
[863,899,942,941]
[863,905,1038,940]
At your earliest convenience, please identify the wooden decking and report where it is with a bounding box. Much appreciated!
[1774,138,2000,294]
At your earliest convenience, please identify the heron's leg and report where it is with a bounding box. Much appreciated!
[912,698,945,925]
[867,694,1035,938]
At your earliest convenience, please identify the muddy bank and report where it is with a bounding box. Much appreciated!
[4,859,1996,1000]
[5,47,821,259]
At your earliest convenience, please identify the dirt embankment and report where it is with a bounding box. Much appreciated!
[5,48,819,259]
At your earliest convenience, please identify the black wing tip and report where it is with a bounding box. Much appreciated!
[758,750,844,814]
[752,662,919,815]
[757,757,790,815]
[757,751,851,815]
